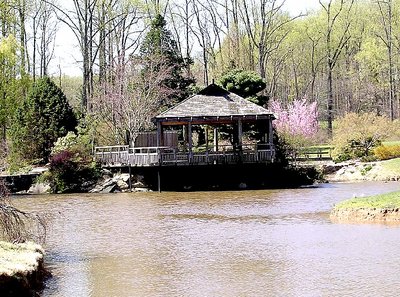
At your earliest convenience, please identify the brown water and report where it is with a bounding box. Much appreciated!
[13,182,400,297]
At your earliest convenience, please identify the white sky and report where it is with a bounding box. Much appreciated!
[51,0,321,77]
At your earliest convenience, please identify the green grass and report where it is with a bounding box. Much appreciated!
[335,190,400,210]
[382,140,400,146]
[381,158,400,175]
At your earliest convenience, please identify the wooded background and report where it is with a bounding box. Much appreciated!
[1,0,400,133]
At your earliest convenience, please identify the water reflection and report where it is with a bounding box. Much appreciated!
[12,181,400,297]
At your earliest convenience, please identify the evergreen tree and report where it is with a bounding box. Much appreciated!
[140,14,194,105]
[11,77,77,163]
[218,69,268,106]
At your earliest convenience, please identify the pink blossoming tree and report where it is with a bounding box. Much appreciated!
[270,99,319,153]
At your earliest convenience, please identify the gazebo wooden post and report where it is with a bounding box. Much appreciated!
[213,127,219,152]
[188,122,193,163]
[237,118,243,149]
[268,117,274,147]
[156,121,163,164]
[156,121,164,147]
[205,126,209,151]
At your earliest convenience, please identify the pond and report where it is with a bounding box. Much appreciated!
[13,181,400,297]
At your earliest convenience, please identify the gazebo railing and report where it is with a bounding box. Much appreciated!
[95,144,275,167]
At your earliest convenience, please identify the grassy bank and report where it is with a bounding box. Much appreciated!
[335,190,400,210]
[0,241,46,296]
[380,158,400,176]
[0,241,44,277]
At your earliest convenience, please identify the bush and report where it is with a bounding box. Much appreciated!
[374,145,400,160]
[47,149,100,193]
[332,113,393,162]
[45,128,99,193]
[10,77,77,164]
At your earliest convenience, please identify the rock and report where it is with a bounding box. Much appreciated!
[119,174,130,183]
[117,179,129,190]
[89,187,100,193]
[27,183,51,194]
[238,182,247,189]
[101,168,113,177]
[133,187,151,192]
[133,181,145,188]
[102,178,114,188]
[101,184,117,193]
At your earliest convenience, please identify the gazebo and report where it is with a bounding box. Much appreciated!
[152,83,275,165]
[95,84,276,166]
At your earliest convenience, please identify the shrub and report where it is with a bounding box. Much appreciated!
[332,113,393,162]
[374,145,400,160]
[47,148,100,193]
[46,128,99,193]
[10,77,77,164]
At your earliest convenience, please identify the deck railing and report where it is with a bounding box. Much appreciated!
[95,144,275,167]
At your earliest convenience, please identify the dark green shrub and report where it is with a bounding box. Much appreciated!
[10,77,77,164]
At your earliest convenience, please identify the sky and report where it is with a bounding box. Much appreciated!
[51,0,321,77]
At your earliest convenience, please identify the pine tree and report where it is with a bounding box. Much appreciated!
[218,69,268,106]
[11,77,77,163]
[140,14,194,105]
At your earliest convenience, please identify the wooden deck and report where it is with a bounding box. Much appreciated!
[95,144,275,167]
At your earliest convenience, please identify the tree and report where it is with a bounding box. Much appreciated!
[94,55,176,145]
[270,98,319,152]
[218,69,268,106]
[0,35,18,140]
[319,0,355,136]
[140,13,194,104]
[10,77,77,163]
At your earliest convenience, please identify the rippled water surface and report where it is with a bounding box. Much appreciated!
[13,181,400,297]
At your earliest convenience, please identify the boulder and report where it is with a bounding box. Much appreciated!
[117,179,129,190]
[27,183,51,194]
[100,184,117,193]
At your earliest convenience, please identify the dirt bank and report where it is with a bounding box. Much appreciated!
[330,207,400,224]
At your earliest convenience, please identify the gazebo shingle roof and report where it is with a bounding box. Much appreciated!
[154,84,274,122]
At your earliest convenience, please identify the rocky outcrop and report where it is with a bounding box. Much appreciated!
[330,207,400,223]
[323,161,400,182]
[89,172,152,193]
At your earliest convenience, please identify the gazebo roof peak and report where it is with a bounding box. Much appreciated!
[154,83,274,123]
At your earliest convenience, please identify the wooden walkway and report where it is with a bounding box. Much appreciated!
[95,145,275,167]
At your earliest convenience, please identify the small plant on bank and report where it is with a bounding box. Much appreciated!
[44,129,100,193]
[374,145,400,161]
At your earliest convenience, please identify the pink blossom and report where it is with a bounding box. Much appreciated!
[270,99,318,141]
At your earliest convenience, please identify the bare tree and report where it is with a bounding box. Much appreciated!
[377,0,396,120]
[239,0,302,92]
[94,55,176,144]
[319,0,355,136]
